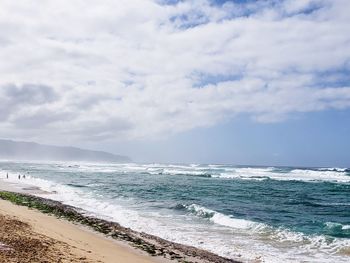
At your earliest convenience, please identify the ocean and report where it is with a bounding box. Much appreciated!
[1,161,350,263]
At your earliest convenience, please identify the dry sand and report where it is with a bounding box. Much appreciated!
[0,177,236,263]
[0,198,161,263]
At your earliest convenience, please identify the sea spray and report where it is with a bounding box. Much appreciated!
[1,161,350,263]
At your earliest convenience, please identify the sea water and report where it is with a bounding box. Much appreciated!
[1,161,350,263]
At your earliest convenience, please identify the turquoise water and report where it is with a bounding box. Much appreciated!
[1,161,350,262]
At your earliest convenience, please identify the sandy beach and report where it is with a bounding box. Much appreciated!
[0,178,162,263]
[0,197,160,263]
[2,162,349,263]
[0,178,238,263]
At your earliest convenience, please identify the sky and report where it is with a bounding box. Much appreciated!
[0,0,350,166]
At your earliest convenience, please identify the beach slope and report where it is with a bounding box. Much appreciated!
[0,198,157,263]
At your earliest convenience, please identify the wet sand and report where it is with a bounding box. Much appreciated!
[0,177,164,262]
[0,178,239,263]
[0,178,49,194]
[0,198,160,263]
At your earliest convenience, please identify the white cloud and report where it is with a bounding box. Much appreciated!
[0,0,349,144]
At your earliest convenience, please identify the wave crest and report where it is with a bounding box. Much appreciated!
[180,203,263,230]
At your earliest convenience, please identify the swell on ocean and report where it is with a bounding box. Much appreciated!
[1,161,350,263]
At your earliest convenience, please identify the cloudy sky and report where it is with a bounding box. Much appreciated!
[0,0,350,166]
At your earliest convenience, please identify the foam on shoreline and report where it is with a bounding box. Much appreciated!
[1,164,350,263]
[0,190,239,263]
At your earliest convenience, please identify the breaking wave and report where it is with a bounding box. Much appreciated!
[1,162,350,263]
[12,162,349,183]
[177,203,350,260]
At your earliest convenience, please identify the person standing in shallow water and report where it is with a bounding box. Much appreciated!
[18,174,20,180]
[6,173,8,179]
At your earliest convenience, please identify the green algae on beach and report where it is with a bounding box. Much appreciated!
[0,191,238,263]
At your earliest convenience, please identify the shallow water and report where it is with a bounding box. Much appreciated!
[1,161,350,262]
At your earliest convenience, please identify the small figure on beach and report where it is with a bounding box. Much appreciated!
[6,173,8,179]
[23,174,26,179]
[18,174,21,180]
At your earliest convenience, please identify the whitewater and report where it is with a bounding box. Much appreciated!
[1,161,350,263]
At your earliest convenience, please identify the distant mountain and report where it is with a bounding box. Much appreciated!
[0,139,131,163]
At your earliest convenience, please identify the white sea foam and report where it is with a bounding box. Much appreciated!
[20,162,349,183]
[1,167,350,263]
[184,204,262,230]
[325,222,350,231]
[212,167,350,183]
[287,169,350,182]
[318,167,348,172]
[182,203,350,262]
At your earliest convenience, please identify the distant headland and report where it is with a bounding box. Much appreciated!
[0,139,131,163]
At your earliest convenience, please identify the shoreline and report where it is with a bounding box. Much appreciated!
[0,198,156,263]
[0,188,239,263]
[1,164,350,263]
